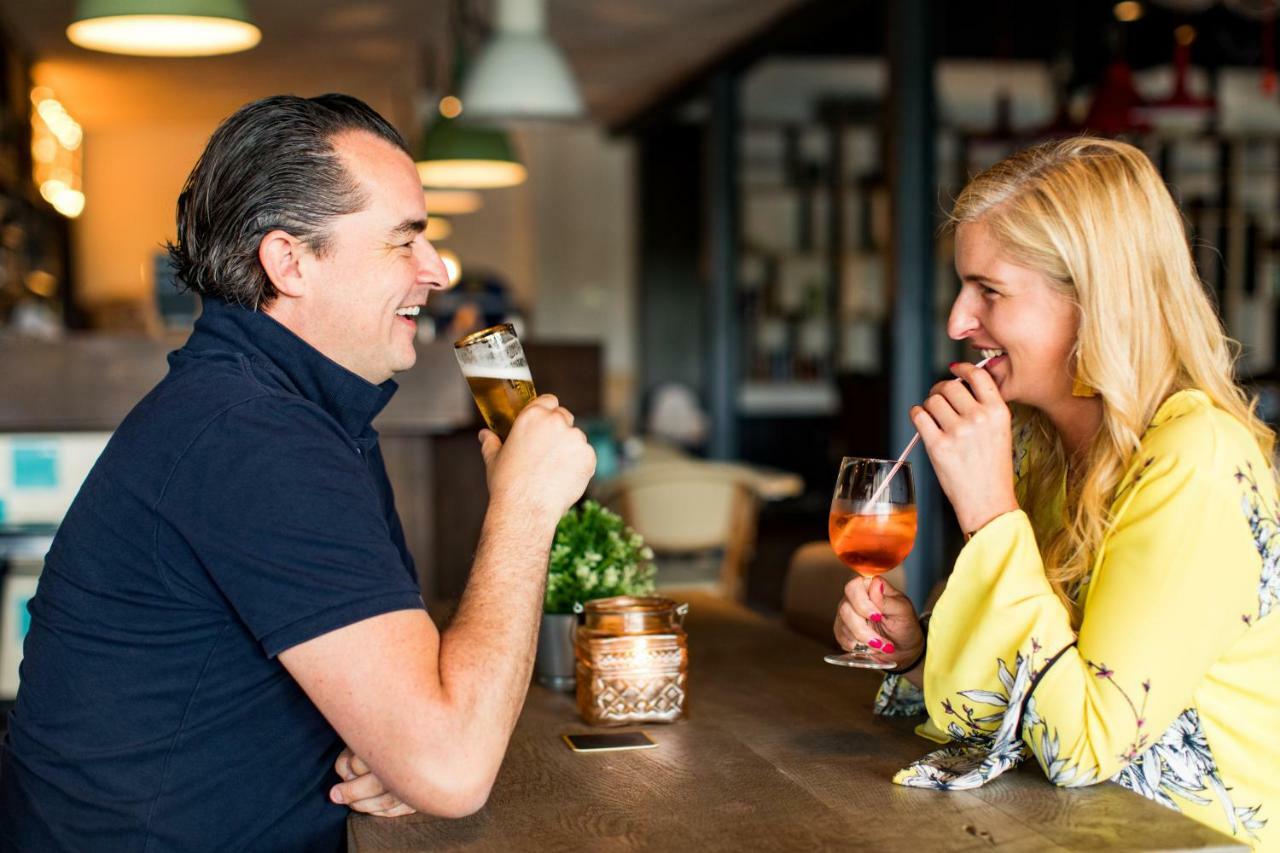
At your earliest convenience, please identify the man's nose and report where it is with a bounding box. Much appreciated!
[418,241,449,290]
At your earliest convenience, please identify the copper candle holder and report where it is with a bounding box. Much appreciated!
[574,596,689,726]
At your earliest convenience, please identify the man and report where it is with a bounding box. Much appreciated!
[0,94,595,851]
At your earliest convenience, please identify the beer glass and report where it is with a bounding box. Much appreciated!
[454,323,537,441]
[824,457,917,669]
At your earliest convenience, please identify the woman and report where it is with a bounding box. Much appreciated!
[835,137,1279,849]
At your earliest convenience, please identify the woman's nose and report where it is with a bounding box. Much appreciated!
[947,289,981,341]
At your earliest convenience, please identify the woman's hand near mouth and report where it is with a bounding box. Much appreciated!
[910,361,1019,536]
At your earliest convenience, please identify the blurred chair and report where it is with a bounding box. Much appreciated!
[627,436,690,464]
[594,460,762,601]
[782,541,906,647]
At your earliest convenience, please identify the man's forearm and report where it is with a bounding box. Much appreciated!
[280,505,560,819]
[343,403,592,815]
[435,502,557,771]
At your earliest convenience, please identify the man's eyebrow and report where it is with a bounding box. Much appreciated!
[388,218,427,240]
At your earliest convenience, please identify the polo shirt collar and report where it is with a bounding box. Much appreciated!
[184,296,397,440]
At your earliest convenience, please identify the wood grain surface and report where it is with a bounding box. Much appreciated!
[348,592,1245,852]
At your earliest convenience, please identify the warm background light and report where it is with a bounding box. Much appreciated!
[438,95,463,119]
[66,15,261,57]
[31,88,85,219]
[25,270,59,299]
[438,248,462,287]
[416,160,527,190]
[424,217,452,241]
[36,99,84,150]
[40,182,86,218]
[423,189,483,216]
[1113,1,1143,22]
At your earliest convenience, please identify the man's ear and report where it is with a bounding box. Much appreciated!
[258,230,307,299]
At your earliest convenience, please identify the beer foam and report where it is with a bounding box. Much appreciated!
[460,364,533,382]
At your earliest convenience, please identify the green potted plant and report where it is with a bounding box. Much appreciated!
[535,500,657,690]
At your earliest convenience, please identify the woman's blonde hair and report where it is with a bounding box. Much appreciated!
[949,136,1275,624]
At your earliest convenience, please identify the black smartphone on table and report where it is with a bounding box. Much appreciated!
[561,731,657,752]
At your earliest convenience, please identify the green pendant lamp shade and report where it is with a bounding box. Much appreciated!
[68,0,261,57]
[414,117,527,190]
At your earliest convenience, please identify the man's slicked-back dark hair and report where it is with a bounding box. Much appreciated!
[167,93,410,309]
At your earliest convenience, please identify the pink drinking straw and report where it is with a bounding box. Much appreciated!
[865,356,993,506]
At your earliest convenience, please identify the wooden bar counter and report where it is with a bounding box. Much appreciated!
[349,592,1243,852]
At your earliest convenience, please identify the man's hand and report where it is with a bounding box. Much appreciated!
[478,394,596,524]
[331,746,416,818]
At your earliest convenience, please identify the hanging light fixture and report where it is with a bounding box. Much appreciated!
[1136,25,1217,133]
[459,0,583,120]
[424,189,483,215]
[415,116,527,189]
[67,0,261,57]
[1084,58,1152,135]
[415,2,529,189]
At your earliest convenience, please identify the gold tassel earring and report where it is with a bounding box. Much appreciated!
[1072,354,1097,398]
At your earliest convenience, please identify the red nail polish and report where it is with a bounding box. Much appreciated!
[867,637,883,649]
[869,612,883,623]
[948,361,959,368]
[882,643,896,655]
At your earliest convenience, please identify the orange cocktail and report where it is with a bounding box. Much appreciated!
[828,502,917,577]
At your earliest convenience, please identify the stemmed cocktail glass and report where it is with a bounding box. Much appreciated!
[823,457,917,669]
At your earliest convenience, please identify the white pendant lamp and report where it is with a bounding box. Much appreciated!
[459,0,583,120]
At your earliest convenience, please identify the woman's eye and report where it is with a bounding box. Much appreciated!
[980,284,998,297]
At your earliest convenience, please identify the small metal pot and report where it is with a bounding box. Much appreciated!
[535,612,579,691]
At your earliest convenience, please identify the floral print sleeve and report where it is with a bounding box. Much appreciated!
[895,392,1277,849]
[873,672,925,717]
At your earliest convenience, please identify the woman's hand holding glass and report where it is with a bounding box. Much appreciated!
[834,575,924,676]
[910,361,1019,535]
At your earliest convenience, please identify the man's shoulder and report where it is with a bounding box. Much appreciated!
[157,344,276,412]
[139,349,340,444]
[105,351,351,495]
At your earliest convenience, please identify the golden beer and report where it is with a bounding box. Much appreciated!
[454,324,536,441]
[463,367,537,441]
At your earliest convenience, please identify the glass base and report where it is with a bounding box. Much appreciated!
[824,649,895,670]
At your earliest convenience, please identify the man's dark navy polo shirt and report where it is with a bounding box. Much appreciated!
[0,297,426,852]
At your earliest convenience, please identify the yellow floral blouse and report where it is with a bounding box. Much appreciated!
[875,390,1280,849]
